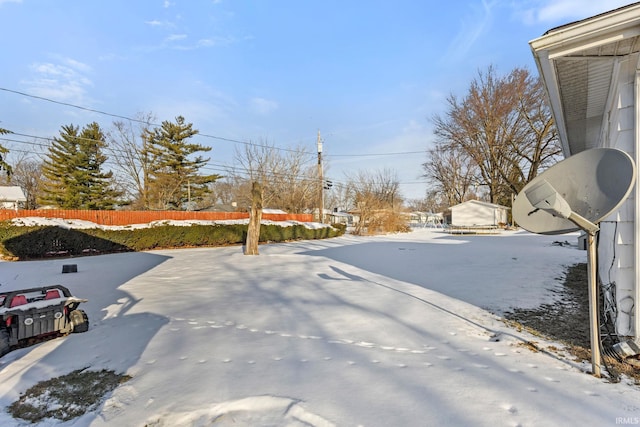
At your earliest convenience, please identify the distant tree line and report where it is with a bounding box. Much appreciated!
[0,65,560,223]
[0,114,405,231]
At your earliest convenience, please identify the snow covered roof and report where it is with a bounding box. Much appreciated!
[0,186,26,202]
[262,208,288,214]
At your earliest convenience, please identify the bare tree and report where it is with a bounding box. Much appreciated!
[5,153,43,209]
[508,68,562,187]
[428,66,561,207]
[206,178,241,207]
[405,190,448,214]
[233,142,316,212]
[345,168,406,235]
[245,181,263,255]
[108,112,157,209]
[234,143,279,210]
[423,142,477,206]
[270,158,317,214]
[233,141,316,255]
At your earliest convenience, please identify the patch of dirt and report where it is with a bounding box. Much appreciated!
[504,263,640,382]
[505,263,590,347]
[8,368,131,423]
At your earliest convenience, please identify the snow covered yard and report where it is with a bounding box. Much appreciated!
[0,227,638,426]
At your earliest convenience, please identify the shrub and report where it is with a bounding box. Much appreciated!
[0,221,345,260]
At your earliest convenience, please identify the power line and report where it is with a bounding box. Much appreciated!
[0,87,312,155]
[329,151,426,157]
[1,86,428,158]
[1,131,429,191]
[0,87,134,122]
[1,88,430,193]
[0,132,327,187]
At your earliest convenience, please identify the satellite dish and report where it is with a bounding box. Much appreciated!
[512,147,636,378]
[513,148,636,235]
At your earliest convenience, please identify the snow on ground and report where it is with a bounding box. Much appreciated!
[0,226,639,426]
[9,216,329,230]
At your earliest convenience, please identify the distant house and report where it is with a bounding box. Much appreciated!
[0,186,26,210]
[448,200,509,227]
[327,210,353,226]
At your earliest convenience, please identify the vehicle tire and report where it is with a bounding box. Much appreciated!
[70,309,89,333]
[0,329,10,357]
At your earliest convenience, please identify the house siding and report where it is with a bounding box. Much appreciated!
[598,55,638,337]
[452,204,492,226]
[450,201,507,227]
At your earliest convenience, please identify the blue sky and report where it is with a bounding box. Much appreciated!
[0,0,635,200]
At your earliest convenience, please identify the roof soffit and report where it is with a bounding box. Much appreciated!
[530,4,640,155]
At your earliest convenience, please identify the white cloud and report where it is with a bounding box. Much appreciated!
[0,0,21,5]
[169,35,239,50]
[63,57,92,73]
[249,97,278,115]
[23,58,93,104]
[141,34,237,52]
[197,36,235,47]
[166,33,187,42]
[144,19,178,31]
[444,0,497,63]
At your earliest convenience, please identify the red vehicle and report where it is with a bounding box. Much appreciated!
[0,285,89,357]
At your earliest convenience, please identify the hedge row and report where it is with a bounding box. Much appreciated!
[0,222,347,260]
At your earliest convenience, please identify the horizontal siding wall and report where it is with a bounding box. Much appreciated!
[599,55,637,337]
[0,209,314,226]
[451,204,494,226]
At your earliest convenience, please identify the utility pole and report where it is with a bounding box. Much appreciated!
[317,130,324,223]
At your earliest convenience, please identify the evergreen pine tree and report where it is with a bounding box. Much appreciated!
[0,127,13,177]
[40,122,123,209]
[145,116,221,210]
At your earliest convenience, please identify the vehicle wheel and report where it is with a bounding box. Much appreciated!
[70,309,89,333]
[0,329,10,357]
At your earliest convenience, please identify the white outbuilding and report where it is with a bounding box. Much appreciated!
[0,186,26,210]
[448,200,509,228]
[530,2,640,340]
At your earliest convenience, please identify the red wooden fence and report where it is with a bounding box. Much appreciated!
[0,209,313,226]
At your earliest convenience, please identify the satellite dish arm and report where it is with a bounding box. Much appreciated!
[567,212,599,235]
[525,179,599,234]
